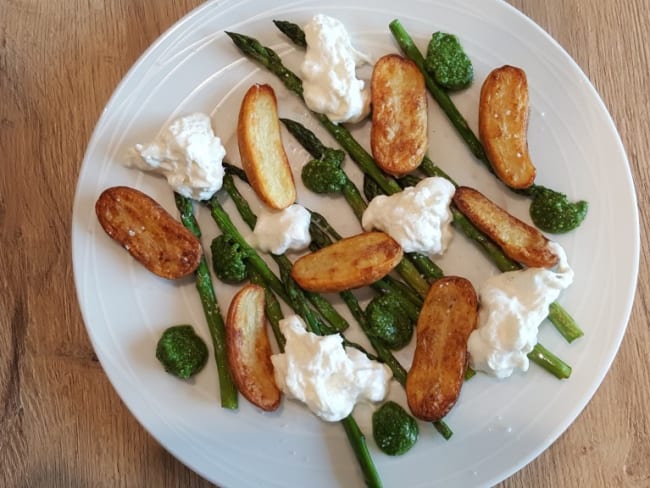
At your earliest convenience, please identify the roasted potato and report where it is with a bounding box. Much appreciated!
[291,231,403,293]
[406,276,478,422]
[237,83,296,209]
[479,65,536,189]
[453,186,558,268]
[371,54,428,176]
[95,186,202,279]
[226,283,281,411]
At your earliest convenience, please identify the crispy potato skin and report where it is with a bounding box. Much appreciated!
[237,83,296,209]
[226,284,281,412]
[453,186,558,268]
[95,186,201,279]
[479,65,536,189]
[371,54,428,176]
[290,231,403,293]
[406,276,478,422]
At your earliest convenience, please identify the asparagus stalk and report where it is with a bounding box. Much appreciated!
[529,343,572,380]
[389,20,488,165]
[174,194,238,409]
[248,268,286,350]
[341,416,383,488]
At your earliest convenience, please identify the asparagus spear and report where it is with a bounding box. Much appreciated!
[174,194,238,409]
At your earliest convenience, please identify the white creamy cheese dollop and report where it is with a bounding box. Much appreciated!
[249,204,311,255]
[271,315,392,422]
[467,242,574,379]
[361,177,456,256]
[301,14,371,123]
[128,113,226,200]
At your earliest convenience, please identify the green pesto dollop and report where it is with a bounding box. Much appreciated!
[425,32,474,90]
[366,294,414,350]
[529,186,588,233]
[301,148,347,194]
[372,401,419,455]
[210,233,248,283]
[156,325,208,380]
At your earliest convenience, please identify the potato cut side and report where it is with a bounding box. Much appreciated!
[479,65,536,189]
[95,186,201,279]
[226,283,281,412]
[371,54,428,176]
[291,231,403,293]
[406,276,478,422]
[237,83,296,209]
[453,186,558,268]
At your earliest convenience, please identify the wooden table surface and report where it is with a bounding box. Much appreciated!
[2,0,648,486]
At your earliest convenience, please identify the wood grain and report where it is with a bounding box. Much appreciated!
[1,0,648,487]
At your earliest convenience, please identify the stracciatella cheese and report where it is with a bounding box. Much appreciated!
[128,113,226,200]
[271,315,392,422]
[361,177,456,256]
[467,242,574,378]
[301,14,371,123]
[249,204,311,255]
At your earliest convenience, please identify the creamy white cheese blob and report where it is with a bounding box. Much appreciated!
[250,204,311,255]
[128,113,226,200]
[361,177,456,256]
[271,315,392,422]
[467,242,574,379]
[301,14,371,123]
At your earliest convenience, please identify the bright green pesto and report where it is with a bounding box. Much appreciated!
[372,401,419,455]
[210,233,248,283]
[365,294,413,350]
[529,186,589,233]
[425,32,473,90]
[156,325,208,380]
[301,148,348,194]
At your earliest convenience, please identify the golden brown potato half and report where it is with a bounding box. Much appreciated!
[406,276,478,422]
[453,186,558,268]
[371,54,428,176]
[226,283,281,412]
[95,186,201,279]
[237,83,296,209]
[291,231,403,293]
[479,65,536,189]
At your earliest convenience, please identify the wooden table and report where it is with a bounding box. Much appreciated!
[2,1,648,486]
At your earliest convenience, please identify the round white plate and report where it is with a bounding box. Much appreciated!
[72,0,639,486]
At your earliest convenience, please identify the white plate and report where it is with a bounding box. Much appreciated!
[72,0,639,486]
